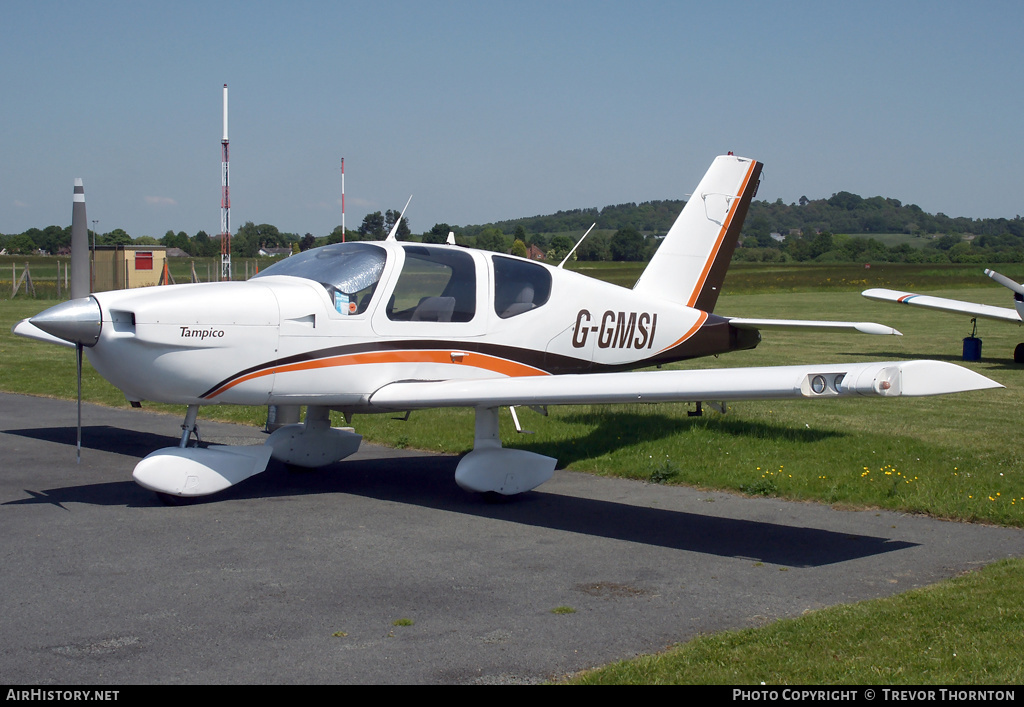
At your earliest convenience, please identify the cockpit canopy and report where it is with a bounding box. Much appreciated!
[254,241,552,322]
[254,242,386,315]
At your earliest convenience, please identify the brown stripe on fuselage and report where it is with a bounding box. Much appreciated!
[199,315,761,401]
[201,347,551,400]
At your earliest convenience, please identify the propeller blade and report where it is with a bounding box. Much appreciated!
[985,269,1024,297]
[76,343,83,464]
[71,179,89,299]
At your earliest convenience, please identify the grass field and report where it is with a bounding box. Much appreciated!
[844,232,937,250]
[9,255,1024,298]
[569,557,1024,685]
[2,261,1022,684]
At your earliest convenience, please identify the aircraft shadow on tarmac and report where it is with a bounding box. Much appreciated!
[6,424,184,457]
[5,425,916,569]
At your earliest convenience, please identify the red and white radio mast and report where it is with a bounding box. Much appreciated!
[220,84,232,280]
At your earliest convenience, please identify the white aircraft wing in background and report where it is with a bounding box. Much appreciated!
[862,288,1021,324]
[864,268,1024,361]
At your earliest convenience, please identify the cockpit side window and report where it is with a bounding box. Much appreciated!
[492,255,551,318]
[253,242,386,316]
[387,246,477,322]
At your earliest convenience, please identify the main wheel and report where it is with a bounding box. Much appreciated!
[1014,343,1024,363]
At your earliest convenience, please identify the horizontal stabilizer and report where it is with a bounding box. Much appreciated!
[369,360,1001,410]
[863,288,1021,324]
[728,318,902,336]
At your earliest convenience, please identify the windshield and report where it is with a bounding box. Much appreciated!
[254,242,387,315]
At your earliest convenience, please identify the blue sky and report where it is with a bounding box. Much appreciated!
[3,1,1023,239]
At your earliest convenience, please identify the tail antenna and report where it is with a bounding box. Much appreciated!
[558,223,597,268]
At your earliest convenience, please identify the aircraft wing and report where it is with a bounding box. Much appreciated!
[727,318,902,336]
[369,360,1000,410]
[862,288,1022,324]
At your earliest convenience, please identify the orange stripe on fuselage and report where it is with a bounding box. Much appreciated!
[685,160,758,308]
[203,349,549,400]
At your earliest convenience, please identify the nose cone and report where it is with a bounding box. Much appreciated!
[30,297,102,346]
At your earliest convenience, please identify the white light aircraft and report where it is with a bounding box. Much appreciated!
[14,155,1001,501]
[863,269,1024,361]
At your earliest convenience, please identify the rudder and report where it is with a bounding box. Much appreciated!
[632,154,761,312]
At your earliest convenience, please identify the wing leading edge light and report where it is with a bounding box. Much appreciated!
[15,155,1002,501]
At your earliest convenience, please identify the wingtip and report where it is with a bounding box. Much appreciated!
[897,360,1003,396]
[854,322,903,336]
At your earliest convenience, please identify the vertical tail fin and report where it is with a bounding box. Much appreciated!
[632,154,761,312]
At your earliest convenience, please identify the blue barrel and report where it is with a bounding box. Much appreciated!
[962,336,982,361]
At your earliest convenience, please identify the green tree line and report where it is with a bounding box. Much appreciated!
[5,191,1024,264]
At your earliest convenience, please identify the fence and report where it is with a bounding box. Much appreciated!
[3,256,274,300]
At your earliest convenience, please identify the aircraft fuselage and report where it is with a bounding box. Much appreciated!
[82,241,758,409]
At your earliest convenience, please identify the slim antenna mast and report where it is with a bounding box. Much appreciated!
[220,84,232,280]
[385,195,413,241]
[341,157,346,242]
[558,223,596,268]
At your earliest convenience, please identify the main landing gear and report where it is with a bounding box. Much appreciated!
[454,407,556,495]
